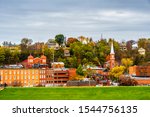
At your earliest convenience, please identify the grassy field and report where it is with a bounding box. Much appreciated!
[0,87,150,100]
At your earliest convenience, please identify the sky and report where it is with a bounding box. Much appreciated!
[0,0,150,44]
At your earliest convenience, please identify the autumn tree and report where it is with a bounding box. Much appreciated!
[67,37,78,46]
[121,58,133,73]
[110,66,125,82]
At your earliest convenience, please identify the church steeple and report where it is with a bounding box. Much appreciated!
[110,42,115,69]
[110,42,115,54]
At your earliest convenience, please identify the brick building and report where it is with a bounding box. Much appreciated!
[44,69,69,86]
[0,68,76,87]
[0,69,40,87]
[27,55,47,68]
[129,65,150,85]
[129,66,150,77]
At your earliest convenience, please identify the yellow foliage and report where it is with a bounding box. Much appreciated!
[110,66,125,78]
[121,58,133,73]
[71,75,84,80]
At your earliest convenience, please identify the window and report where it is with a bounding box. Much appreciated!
[36,71,38,74]
[5,71,8,74]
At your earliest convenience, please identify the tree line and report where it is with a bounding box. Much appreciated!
[0,34,150,69]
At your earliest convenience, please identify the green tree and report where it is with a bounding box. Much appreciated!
[67,56,78,68]
[70,42,84,65]
[0,48,5,65]
[55,34,65,46]
[43,45,54,65]
[138,38,148,49]
[3,48,11,64]
[76,64,84,76]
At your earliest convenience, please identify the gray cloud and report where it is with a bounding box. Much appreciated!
[0,0,150,43]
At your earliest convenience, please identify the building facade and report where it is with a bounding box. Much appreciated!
[138,48,146,55]
[129,66,150,77]
[0,69,40,87]
[28,55,47,68]
[0,68,76,87]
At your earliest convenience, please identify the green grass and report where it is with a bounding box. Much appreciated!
[0,87,150,100]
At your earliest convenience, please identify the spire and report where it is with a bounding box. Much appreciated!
[110,42,115,54]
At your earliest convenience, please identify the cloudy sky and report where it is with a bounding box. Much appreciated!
[0,0,150,44]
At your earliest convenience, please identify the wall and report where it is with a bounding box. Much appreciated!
[0,69,40,87]
[129,66,150,77]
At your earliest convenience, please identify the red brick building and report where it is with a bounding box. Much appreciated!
[129,66,150,77]
[27,55,47,68]
[40,68,76,86]
[129,65,150,85]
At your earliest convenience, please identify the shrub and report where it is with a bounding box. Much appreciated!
[119,75,138,86]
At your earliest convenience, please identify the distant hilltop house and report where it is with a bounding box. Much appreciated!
[138,47,146,55]
[64,48,70,57]
[51,62,64,69]
[132,42,138,49]
[119,42,127,51]
[46,39,60,50]
[78,36,91,44]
